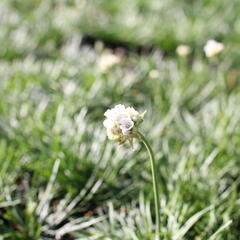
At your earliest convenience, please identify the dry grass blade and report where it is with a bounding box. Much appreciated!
[209,220,232,240]
[173,206,213,240]
[36,159,61,221]
[55,216,105,239]
[0,199,21,208]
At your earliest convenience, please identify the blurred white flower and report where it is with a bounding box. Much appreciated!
[149,69,160,79]
[204,40,224,57]
[176,45,192,56]
[103,104,145,144]
[98,52,120,72]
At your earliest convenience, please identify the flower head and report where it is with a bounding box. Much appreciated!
[98,52,120,72]
[204,40,224,57]
[176,45,192,56]
[103,104,145,144]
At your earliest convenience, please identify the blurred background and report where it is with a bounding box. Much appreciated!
[0,0,239,239]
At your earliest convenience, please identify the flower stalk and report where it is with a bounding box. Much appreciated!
[137,131,161,240]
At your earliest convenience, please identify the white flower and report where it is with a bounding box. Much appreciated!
[103,119,114,129]
[204,40,224,57]
[126,107,140,121]
[149,69,160,79]
[103,104,145,144]
[107,127,121,140]
[98,52,120,72]
[176,45,192,56]
[119,118,134,135]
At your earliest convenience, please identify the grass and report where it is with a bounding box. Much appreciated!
[0,0,240,239]
[79,0,240,51]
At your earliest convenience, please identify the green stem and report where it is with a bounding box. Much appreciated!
[137,131,160,240]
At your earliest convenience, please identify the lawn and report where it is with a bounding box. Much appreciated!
[0,0,239,239]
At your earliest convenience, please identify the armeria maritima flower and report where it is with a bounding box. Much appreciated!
[98,52,120,72]
[104,104,161,239]
[176,45,192,56]
[103,104,146,145]
[204,40,224,57]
